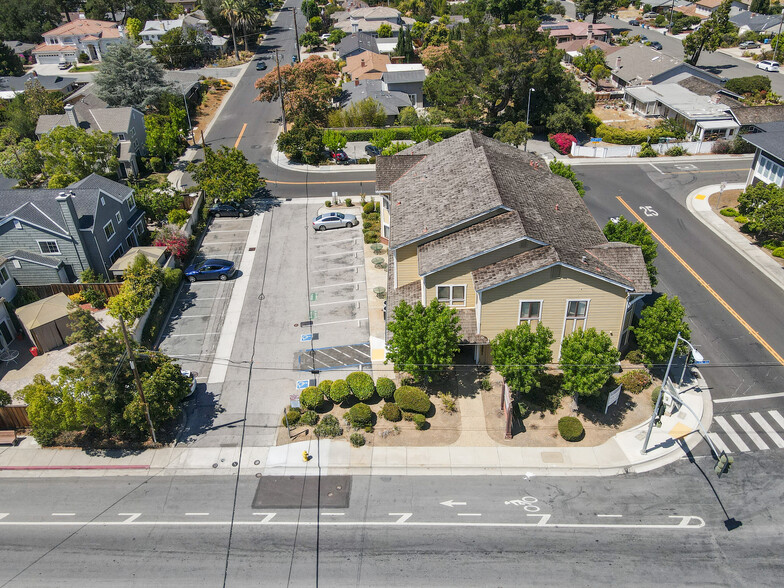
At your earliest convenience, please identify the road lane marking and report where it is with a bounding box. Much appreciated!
[321,513,345,516]
[750,412,784,448]
[311,281,365,289]
[457,513,482,517]
[234,123,247,148]
[389,513,413,524]
[119,513,142,523]
[714,415,750,452]
[252,513,276,523]
[185,513,210,516]
[767,410,784,430]
[649,163,664,174]
[732,414,769,450]
[0,514,7,520]
[311,298,366,307]
[51,513,75,516]
[596,514,623,518]
[617,196,784,366]
[714,391,784,403]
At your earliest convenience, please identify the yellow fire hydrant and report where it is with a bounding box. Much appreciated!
[302,450,310,462]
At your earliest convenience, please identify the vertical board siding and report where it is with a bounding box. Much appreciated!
[395,243,419,287]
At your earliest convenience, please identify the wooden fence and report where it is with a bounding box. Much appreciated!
[23,282,123,300]
[0,405,30,430]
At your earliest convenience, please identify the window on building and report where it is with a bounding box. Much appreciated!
[408,94,417,105]
[38,240,60,255]
[126,233,137,249]
[109,244,124,264]
[127,194,136,210]
[0,267,8,285]
[564,300,589,334]
[756,154,784,186]
[13,220,22,230]
[135,221,145,237]
[116,211,122,223]
[436,284,466,306]
[117,133,126,140]
[518,301,542,327]
[12,260,21,269]
[104,220,115,241]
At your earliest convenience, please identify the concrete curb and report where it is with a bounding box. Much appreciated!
[567,154,753,166]
[686,183,784,295]
[268,127,376,174]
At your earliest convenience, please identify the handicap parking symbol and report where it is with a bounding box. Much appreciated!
[296,380,310,390]
[300,334,313,342]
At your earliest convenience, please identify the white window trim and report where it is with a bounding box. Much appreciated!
[127,194,136,211]
[0,266,8,284]
[560,299,590,345]
[13,220,22,230]
[37,240,61,255]
[134,220,145,236]
[103,220,116,241]
[109,244,124,264]
[436,284,467,307]
[518,300,543,326]
[115,211,122,223]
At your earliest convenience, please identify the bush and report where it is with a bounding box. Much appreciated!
[583,112,602,135]
[78,52,89,63]
[376,377,396,400]
[325,200,331,207]
[167,209,190,226]
[480,377,492,391]
[12,288,39,308]
[711,139,731,154]
[347,402,373,427]
[773,247,784,259]
[735,215,748,224]
[282,409,301,426]
[363,220,373,229]
[346,371,375,401]
[665,146,688,157]
[350,432,365,447]
[380,402,402,422]
[299,386,325,410]
[318,380,333,396]
[720,207,738,217]
[69,292,86,305]
[345,198,352,207]
[624,349,646,364]
[595,124,672,145]
[300,410,319,425]
[725,75,771,95]
[637,142,658,158]
[558,416,584,442]
[0,389,11,406]
[412,413,427,430]
[149,156,163,172]
[402,411,415,421]
[328,379,350,404]
[363,202,375,214]
[332,126,465,142]
[358,158,368,164]
[363,230,379,244]
[82,288,107,309]
[617,369,652,394]
[548,133,577,155]
[651,385,662,407]
[438,392,457,413]
[80,268,104,283]
[314,414,342,437]
[394,385,431,414]
[364,211,380,221]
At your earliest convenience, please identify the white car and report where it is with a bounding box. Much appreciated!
[757,60,780,72]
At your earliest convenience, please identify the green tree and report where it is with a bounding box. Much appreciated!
[145,113,183,164]
[738,181,784,240]
[386,299,461,383]
[276,122,325,164]
[152,26,209,69]
[108,254,164,322]
[21,374,75,445]
[682,0,734,65]
[1,79,65,140]
[127,0,168,23]
[36,126,118,181]
[488,0,544,22]
[0,43,24,76]
[95,43,170,108]
[603,215,658,287]
[328,28,347,45]
[382,142,410,156]
[411,124,443,143]
[193,144,262,202]
[235,0,263,52]
[397,106,419,126]
[308,16,323,33]
[493,121,532,147]
[370,129,395,150]
[301,0,319,20]
[0,130,44,186]
[549,159,585,197]
[546,103,583,134]
[491,323,554,395]
[322,129,347,152]
[575,0,619,23]
[133,181,183,223]
[559,328,619,399]
[299,31,321,48]
[750,0,769,12]
[221,0,242,60]
[393,28,415,62]
[0,0,62,43]
[126,17,143,41]
[125,354,189,432]
[632,295,691,366]
[378,23,393,38]
[591,64,611,83]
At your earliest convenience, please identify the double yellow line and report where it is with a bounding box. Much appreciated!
[617,196,784,366]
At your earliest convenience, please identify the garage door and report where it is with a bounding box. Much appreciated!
[35,53,63,64]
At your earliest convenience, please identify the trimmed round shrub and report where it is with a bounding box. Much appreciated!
[664,146,688,157]
[347,402,373,428]
[637,142,657,158]
[735,215,748,224]
[363,202,375,214]
[720,207,738,217]
[324,200,332,207]
[318,380,333,396]
[363,230,379,243]
[282,409,301,426]
[773,247,784,259]
[328,379,350,404]
[363,220,373,229]
[412,413,426,430]
[376,377,396,400]
[314,414,342,438]
[558,417,584,442]
[380,402,402,422]
[617,369,652,395]
[345,198,353,207]
[346,371,375,401]
[300,410,319,426]
[394,385,431,414]
[651,385,662,407]
[299,386,325,410]
[350,432,365,447]
[624,349,646,364]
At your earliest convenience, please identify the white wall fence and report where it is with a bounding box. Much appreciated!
[181,190,205,239]
[571,140,717,158]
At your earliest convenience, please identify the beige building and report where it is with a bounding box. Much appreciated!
[377,131,651,362]
[342,50,391,81]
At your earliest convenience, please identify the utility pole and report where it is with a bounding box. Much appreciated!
[774,8,784,61]
[292,7,301,63]
[274,49,286,131]
[119,315,157,444]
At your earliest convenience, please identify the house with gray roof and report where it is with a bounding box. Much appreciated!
[377,131,651,362]
[35,93,145,179]
[744,122,784,189]
[0,72,79,101]
[382,64,426,107]
[340,79,414,124]
[0,174,146,285]
[336,32,380,60]
[730,11,783,35]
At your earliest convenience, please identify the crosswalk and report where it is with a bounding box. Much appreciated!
[709,410,784,454]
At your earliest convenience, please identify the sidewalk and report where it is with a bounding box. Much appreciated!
[686,183,784,295]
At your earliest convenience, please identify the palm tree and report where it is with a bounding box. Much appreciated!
[235,0,263,53]
[220,0,242,61]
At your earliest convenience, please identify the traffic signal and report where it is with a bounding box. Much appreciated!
[714,452,734,477]
[654,398,666,427]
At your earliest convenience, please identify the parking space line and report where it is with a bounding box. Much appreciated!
[201,241,249,245]
[313,251,358,259]
[311,281,365,289]
[317,237,358,245]
[353,347,371,359]
[316,350,346,364]
[311,298,366,307]
[312,318,368,327]
[312,265,364,272]
[206,230,251,233]
[165,332,221,338]
[178,296,230,301]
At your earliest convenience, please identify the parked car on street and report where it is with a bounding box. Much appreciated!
[185,259,237,282]
[312,212,359,231]
[757,60,780,72]
[208,201,254,217]
[364,144,382,157]
[739,40,760,49]
[650,41,663,50]
[629,19,641,26]
[256,60,267,71]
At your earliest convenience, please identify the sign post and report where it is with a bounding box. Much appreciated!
[605,385,622,415]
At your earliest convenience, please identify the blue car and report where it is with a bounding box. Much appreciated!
[185,259,236,282]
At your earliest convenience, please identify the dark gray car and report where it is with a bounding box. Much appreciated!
[312,211,359,231]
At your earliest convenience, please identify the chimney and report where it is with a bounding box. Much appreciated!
[615,56,621,70]
[352,22,358,34]
[587,24,593,40]
[65,104,78,128]
[361,58,365,67]
[355,78,360,86]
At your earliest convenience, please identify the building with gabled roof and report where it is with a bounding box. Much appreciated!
[33,19,126,65]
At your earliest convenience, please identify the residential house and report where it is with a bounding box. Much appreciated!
[332,6,414,35]
[138,15,227,55]
[540,21,613,44]
[732,105,784,133]
[730,11,784,36]
[377,131,651,362]
[33,19,126,65]
[342,51,391,81]
[609,45,725,88]
[382,64,426,108]
[0,174,146,284]
[340,79,413,124]
[0,72,79,101]
[35,94,145,178]
[560,38,622,64]
[0,258,17,349]
[744,122,784,188]
[336,33,380,60]
[2,40,36,62]
[694,0,748,16]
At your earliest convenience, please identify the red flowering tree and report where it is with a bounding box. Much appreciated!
[154,226,189,262]
[548,133,577,155]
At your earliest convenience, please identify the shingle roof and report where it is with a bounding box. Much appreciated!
[375,155,426,192]
[5,249,64,268]
[610,45,683,85]
[342,50,390,80]
[732,105,784,126]
[456,309,486,344]
[585,242,652,294]
[336,32,379,58]
[741,124,784,159]
[340,79,412,115]
[0,72,77,93]
[730,11,783,32]
[382,69,426,84]
[36,100,137,136]
[473,246,559,291]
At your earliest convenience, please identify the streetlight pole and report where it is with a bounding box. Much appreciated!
[292,7,301,63]
[274,49,286,131]
[524,87,535,152]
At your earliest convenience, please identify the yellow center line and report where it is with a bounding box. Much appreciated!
[266,180,372,185]
[234,123,247,149]
[616,196,784,366]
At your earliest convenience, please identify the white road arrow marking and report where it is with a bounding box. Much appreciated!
[527,514,552,526]
[440,500,467,508]
[389,512,412,524]
[118,513,142,523]
[252,512,276,523]
[0,513,8,520]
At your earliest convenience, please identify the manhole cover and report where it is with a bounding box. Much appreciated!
[252,475,351,509]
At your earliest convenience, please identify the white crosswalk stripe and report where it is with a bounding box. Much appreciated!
[732,414,769,450]
[708,432,732,455]
[750,412,784,449]
[714,416,750,452]
[768,410,784,430]
[711,410,784,453]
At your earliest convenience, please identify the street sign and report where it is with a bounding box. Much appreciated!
[605,385,622,414]
[693,359,710,365]
[296,380,309,390]
[300,334,313,342]
[289,394,301,409]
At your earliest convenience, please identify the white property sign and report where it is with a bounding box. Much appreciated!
[605,385,622,414]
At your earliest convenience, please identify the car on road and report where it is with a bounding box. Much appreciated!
[185,259,236,282]
[208,201,254,217]
[739,40,760,49]
[256,60,267,71]
[757,60,780,72]
[312,211,359,231]
[629,19,640,26]
[650,41,663,50]
[364,144,381,157]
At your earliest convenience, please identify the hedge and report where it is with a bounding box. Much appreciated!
[773,247,784,259]
[318,380,333,396]
[314,414,342,437]
[346,371,375,401]
[347,403,373,428]
[328,379,350,404]
[558,416,584,442]
[380,402,402,422]
[300,386,325,410]
[329,126,466,142]
[595,124,671,145]
[394,385,431,414]
[376,377,396,400]
[725,75,771,95]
